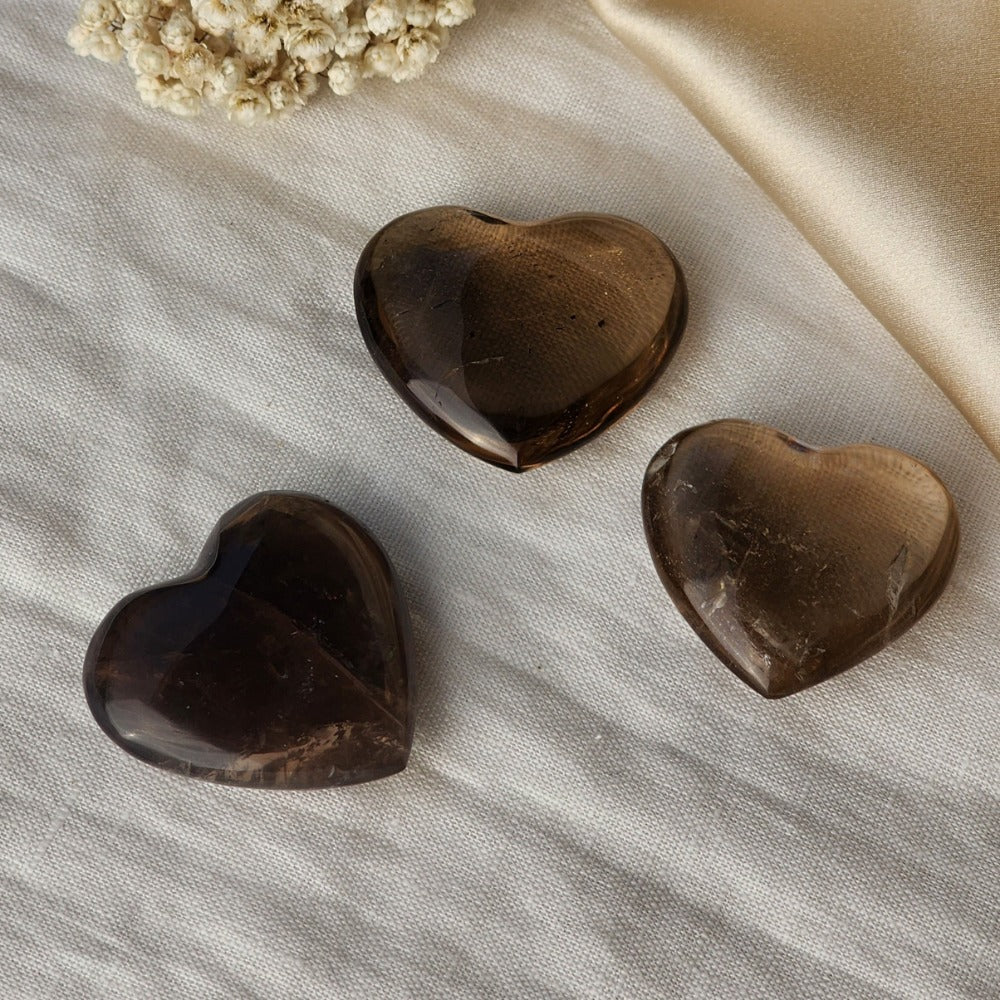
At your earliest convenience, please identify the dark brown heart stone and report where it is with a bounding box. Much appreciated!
[642,420,959,698]
[84,493,413,788]
[355,206,688,471]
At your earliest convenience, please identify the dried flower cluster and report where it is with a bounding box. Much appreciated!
[68,0,475,123]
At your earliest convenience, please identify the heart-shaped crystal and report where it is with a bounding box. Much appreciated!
[355,207,688,471]
[84,493,413,787]
[642,420,959,697]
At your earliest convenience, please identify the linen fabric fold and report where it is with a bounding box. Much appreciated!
[590,0,1000,459]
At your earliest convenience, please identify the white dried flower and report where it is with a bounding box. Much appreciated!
[406,0,436,28]
[234,11,284,60]
[281,60,319,98]
[327,56,360,95]
[161,10,198,51]
[362,38,399,78]
[173,42,216,87]
[392,25,438,82]
[301,50,334,73]
[436,0,473,27]
[227,84,270,124]
[90,28,123,63]
[314,0,350,16]
[118,0,154,16]
[78,0,118,27]
[215,52,248,91]
[129,41,172,75]
[334,15,370,58]
[266,78,296,113]
[118,18,153,51]
[160,80,202,116]
[67,22,93,54]
[68,23,123,62]
[192,0,247,35]
[366,0,406,36]
[136,74,163,107]
[285,16,339,61]
[246,61,276,86]
[68,0,475,122]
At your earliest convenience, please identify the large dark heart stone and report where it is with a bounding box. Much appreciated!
[84,493,413,788]
[355,206,688,471]
[642,420,959,698]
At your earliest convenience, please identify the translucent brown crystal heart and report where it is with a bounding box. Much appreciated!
[84,493,413,788]
[355,206,688,471]
[642,420,959,698]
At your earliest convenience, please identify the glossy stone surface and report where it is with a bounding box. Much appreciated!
[355,206,688,471]
[642,421,959,698]
[84,493,413,788]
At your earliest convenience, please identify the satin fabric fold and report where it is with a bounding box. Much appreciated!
[590,0,1000,459]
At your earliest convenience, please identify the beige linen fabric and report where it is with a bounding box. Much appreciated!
[590,0,1000,460]
[1,3,998,998]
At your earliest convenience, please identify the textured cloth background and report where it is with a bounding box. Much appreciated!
[2,3,998,998]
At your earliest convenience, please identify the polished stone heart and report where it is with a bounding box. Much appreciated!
[642,421,959,698]
[355,206,688,471]
[84,493,413,788]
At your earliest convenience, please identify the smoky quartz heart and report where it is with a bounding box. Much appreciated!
[84,493,413,788]
[355,206,688,471]
[642,420,959,698]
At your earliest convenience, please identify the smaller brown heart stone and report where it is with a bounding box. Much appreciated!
[84,493,413,788]
[355,206,688,471]
[642,420,959,698]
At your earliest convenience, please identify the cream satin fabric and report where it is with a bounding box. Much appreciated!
[591,0,1000,459]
